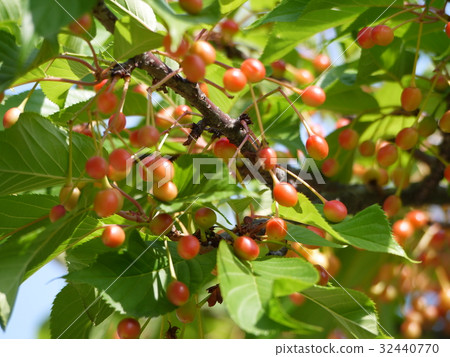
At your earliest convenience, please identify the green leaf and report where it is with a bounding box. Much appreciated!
[114,16,163,60]
[302,286,381,338]
[0,114,97,195]
[217,241,318,335]
[107,0,158,32]
[67,231,216,317]
[50,283,114,339]
[249,0,310,28]
[0,194,58,237]
[219,0,247,14]
[285,224,345,248]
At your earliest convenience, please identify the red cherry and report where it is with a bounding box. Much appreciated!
[391,167,410,189]
[323,200,347,223]
[306,225,326,238]
[194,207,217,229]
[338,128,359,150]
[321,158,339,177]
[392,219,414,244]
[258,147,277,170]
[439,110,450,133]
[140,156,175,182]
[133,84,148,96]
[271,60,286,78]
[163,35,190,57]
[312,54,331,72]
[371,25,394,46]
[273,182,298,207]
[97,92,118,115]
[376,143,398,167]
[295,69,314,85]
[176,298,197,324]
[149,213,173,236]
[266,218,288,240]
[137,125,159,147]
[49,205,66,223]
[220,19,239,38]
[108,165,127,181]
[401,320,422,339]
[94,79,108,92]
[233,236,260,261]
[3,107,22,128]
[289,292,305,306]
[117,318,141,339]
[102,225,126,248]
[223,68,247,92]
[199,82,209,97]
[155,108,175,129]
[129,130,140,147]
[432,74,449,92]
[240,58,266,83]
[68,14,92,35]
[213,137,237,160]
[153,181,178,202]
[94,189,123,217]
[306,135,329,160]
[190,41,216,65]
[302,86,326,107]
[357,27,375,49]
[177,235,200,260]
[108,112,126,133]
[182,54,206,83]
[109,148,131,172]
[401,87,422,112]
[174,105,192,122]
[406,210,428,229]
[336,117,351,128]
[85,156,108,180]
[167,280,190,306]
[445,22,450,38]
[418,116,437,137]
[445,165,450,182]
[383,195,402,218]
[179,0,202,14]
[59,185,81,211]
[358,140,375,156]
[315,265,329,285]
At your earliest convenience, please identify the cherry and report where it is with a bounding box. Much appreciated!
[68,14,92,35]
[439,110,450,133]
[321,158,339,177]
[3,107,22,128]
[174,104,193,123]
[315,265,329,285]
[445,165,450,182]
[133,84,148,96]
[240,58,266,83]
[401,320,422,339]
[362,168,385,186]
[273,182,298,207]
[102,225,126,248]
[430,229,446,249]
[383,195,402,218]
[59,185,81,211]
[395,127,418,150]
[391,167,410,189]
[358,140,375,157]
[49,205,66,223]
[140,156,175,182]
[177,234,200,260]
[295,69,314,85]
[108,165,127,181]
[406,210,428,229]
[149,213,173,236]
[233,236,260,261]
[323,200,347,223]
[301,86,326,107]
[304,226,325,250]
[167,280,190,306]
[371,25,394,46]
[306,135,329,160]
[271,60,286,78]
[445,22,450,38]
[312,54,331,72]
[108,112,126,133]
[109,148,131,172]
[392,219,414,244]
[97,92,118,115]
[129,130,140,147]
[220,19,239,39]
[213,137,237,160]
[258,147,277,170]
[176,298,197,323]
[338,128,359,150]
[117,318,140,339]
[376,143,398,167]
[266,217,288,240]
[310,122,325,137]
[190,41,216,65]
[289,292,305,306]
[155,107,175,129]
[94,79,108,92]
[199,82,209,97]
[153,181,178,202]
[163,35,189,58]
[401,87,422,112]
[432,74,449,92]
[94,188,123,217]
[223,68,247,92]
[182,54,206,83]
[357,27,375,49]
[336,117,351,128]
[418,116,437,137]
[194,207,216,229]
[85,156,108,180]
[179,0,202,15]
[137,125,159,147]
[439,288,450,310]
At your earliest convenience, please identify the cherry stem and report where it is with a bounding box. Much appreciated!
[164,239,178,280]
[111,182,145,215]
[243,87,280,114]
[278,166,327,204]
[265,76,303,95]
[240,120,260,150]
[174,216,189,235]
[18,81,40,111]
[149,68,182,92]
[228,135,249,172]
[391,17,420,31]
[412,223,441,257]
[118,76,131,113]
[436,266,450,290]
[379,5,423,25]
[151,50,181,63]
[248,83,266,141]
[409,18,424,87]
[213,60,232,70]
[412,67,440,127]
[139,317,152,337]
[19,77,101,87]
[420,143,449,166]
[146,89,154,127]
[203,78,233,98]
[278,89,314,136]
[57,55,96,72]
[67,123,74,185]
[83,38,102,72]
[0,215,48,242]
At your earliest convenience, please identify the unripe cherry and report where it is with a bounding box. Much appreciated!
[137,125,159,147]
[273,182,298,207]
[258,147,277,170]
[312,54,331,72]
[395,127,418,150]
[102,225,126,248]
[336,118,351,129]
[176,298,197,324]
[109,148,131,172]
[240,58,266,83]
[97,92,118,114]
[59,185,81,211]
[108,165,128,181]
[182,54,206,83]
[49,205,66,223]
[85,156,108,180]
[213,137,237,160]
[129,130,140,147]
[376,143,398,167]
[321,158,339,177]
[153,181,178,202]
[439,110,450,133]
[371,25,394,46]
[432,74,449,92]
[301,86,326,107]
[338,128,359,150]
[357,27,375,49]
[271,60,286,78]
[223,68,247,92]
[179,0,203,15]
[306,135,329,160]
[445,165,450,182]
[94,188,123,217]
[358,140,375,156]
[418,116,437,137]
[392,219,414,244]
[323,200,347,223]
[220,19,239,39]
[190,41,216,65]
[68,14,92,35]
[140,156,175,182]
[401,87,422,112]
[295,69,314,85]
[3,107,22,128]
[177,234,200,260]
[383,195,402,218]
[167,280,190,306]
[266,218,288,240]
[108,112,126,133]
[405,210,428,229]
[194,207,216,229]
[233,236,260,261]
[163,35,190,57]
[149,213,173,236]
[391,167,410,189]
[174,104,192,123]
